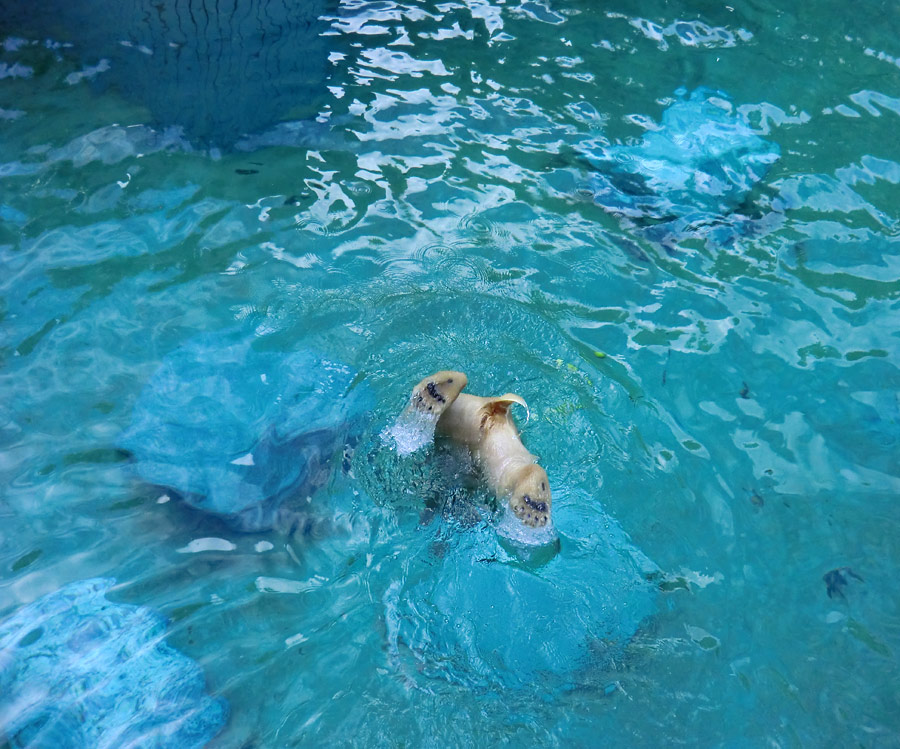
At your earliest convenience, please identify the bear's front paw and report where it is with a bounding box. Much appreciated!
[510,493,550,527]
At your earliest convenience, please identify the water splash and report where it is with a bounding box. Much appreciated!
[495,502,559,554]
[382,406,440,456]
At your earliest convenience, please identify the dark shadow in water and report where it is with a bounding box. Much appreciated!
[116,330,374,531]
[0,0,339,147]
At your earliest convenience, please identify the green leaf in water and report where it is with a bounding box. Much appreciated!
[684,624,720,651]
[847,618,891,657]
[18,627,43,647]
[12,548,42,572]
[170,602,208,622]
[846,349,888,362]
[107,496,147,511]
[659,577,690,593]
[63,448,131,466]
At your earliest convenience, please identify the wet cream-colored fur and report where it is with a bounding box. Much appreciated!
[405,370,552,527]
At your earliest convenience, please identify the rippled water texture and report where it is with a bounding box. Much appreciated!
[1,0,899,746]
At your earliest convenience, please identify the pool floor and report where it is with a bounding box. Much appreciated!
[1,1,899,746]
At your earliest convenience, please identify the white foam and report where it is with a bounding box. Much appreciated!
[65,59,110,85]
[285,632,308,648]
[495,503,558,548]
[255,575,325,595]
[176,537,236,554]
[382,408,440,456]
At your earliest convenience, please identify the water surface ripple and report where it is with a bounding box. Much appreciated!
[1,0,899,746]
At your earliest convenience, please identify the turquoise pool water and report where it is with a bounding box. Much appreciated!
[2,0,899,746]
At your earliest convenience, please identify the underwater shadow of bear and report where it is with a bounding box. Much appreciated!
[118,331,372,532]
[383,490,659,692]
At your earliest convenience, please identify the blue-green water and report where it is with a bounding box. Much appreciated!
[2,1,899,746]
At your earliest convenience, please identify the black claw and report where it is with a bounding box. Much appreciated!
[425,382,446,403]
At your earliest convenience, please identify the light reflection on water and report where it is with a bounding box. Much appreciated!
[1,0,899,746]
